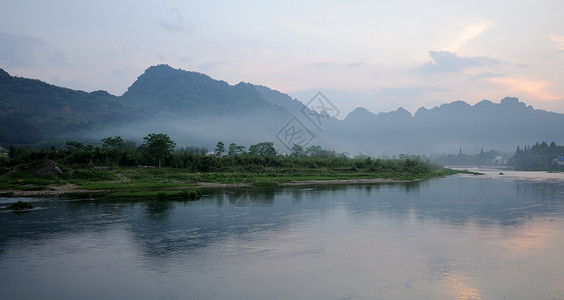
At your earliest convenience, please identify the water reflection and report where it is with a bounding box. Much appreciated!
[1,176,563,259]
[222,187,275,207]
[1,172,564,299]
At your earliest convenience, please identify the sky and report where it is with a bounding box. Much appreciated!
[1,0,564,117]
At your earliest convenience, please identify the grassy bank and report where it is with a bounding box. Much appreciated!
[0,161,472,199]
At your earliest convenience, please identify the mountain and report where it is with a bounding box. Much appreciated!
[331,97,564,154]
[116,65,293,147]
[0,68,135,144]
[1,65,564,155]
[0,65,294,147]
[121,65,276,116]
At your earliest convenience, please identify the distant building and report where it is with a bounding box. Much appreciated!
[558,155,564,166]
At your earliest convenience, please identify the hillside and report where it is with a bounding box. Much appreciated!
[1,65,564,155]
[0,65,293,147]
[327,97,564,154]
[0,68,133,144]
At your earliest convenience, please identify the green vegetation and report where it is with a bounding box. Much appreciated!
[508,141,564,170]
[0,134,468,199]
[0,68,133,145]
[143,133,176,168]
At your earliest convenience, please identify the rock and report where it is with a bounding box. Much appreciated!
[7,201,34,211]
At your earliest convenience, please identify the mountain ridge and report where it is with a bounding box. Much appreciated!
[1,65,563,154]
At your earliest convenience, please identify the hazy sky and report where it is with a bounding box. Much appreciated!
[1,0,564,116]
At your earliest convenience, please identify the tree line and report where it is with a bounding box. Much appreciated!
[430,148,507,166]
[1,133,436,176]
[507,141,564,170]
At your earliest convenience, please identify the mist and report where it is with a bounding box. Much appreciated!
[3,64,564,159]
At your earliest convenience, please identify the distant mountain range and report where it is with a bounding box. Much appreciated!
[1,65,563,155]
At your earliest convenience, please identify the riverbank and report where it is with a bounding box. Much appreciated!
[1,178,419,197]
[0,162,474,198]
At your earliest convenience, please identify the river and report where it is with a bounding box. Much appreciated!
[1,170,564,299]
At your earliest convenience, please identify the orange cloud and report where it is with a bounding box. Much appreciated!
[489,77,560,101]
[445,20,493,52]
[549,34,564,50]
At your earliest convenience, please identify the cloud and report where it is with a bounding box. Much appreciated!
[444,20,493,52]
[155,53,167,61]
[198,61,230,71]
[158,9,196,33]
[374,85,449,98]
[549,34,564,50]
[0,32,46,67]
[310,62,331,67]
[111,69,127,80]
[417,51,499,74]
[347,62,364,68]
[489,77,560,101]
[50,50,69,66]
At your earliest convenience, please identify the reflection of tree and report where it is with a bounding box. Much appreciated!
[402,181,422,193]
[144,201,172,220]
[2,178,561,271]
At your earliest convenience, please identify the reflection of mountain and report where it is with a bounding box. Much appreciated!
[338,177,563,226]
[2,177,563,263]
[2,65,564,154]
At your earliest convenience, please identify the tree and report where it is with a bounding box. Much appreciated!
[143,133,176,168]
[228,143,237,156]
[66,141,85,152]
[290,144,305,158]
[249,142,276,156]
[305,145,322,157]
[101,136,125,151]
[248,144,258,156]
[215,141,225,156]
[236,145,246,155]
[228,143,246,156]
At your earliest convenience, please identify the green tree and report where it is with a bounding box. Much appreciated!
[250,142,276,156]
[290,144,305,158]
[228,143,246,156]
[215,141,225,156]
[143,133,176,168]
[66,141,85,152]
[101,136,125,151]
[305,145,322,157]
[236,145,246,155]
[248,144,258,156]
[228,143,237,156]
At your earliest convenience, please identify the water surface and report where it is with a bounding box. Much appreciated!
[1,170,564,299]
